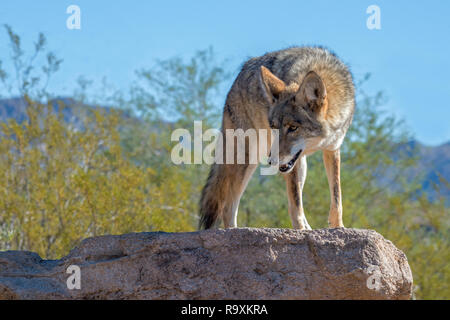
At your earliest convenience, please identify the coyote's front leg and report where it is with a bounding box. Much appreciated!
[323,149,344,228]
[284,156,312,230]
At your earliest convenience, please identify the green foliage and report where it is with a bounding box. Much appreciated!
[0,98,193,259]
[0,28,448,299]
[1,25,62,99]
[130,46,229,127]
[0,29,193,259]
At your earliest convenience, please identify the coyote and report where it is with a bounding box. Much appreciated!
[199,47,355,230]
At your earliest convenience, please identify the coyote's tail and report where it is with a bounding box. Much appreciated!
[199,164,223,230]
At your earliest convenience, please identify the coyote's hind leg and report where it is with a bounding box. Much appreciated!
[199,163,257,229]
[221,163,257,228]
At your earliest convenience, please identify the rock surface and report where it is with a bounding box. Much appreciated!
[0,228,413,300]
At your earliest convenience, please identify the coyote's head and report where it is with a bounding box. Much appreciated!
[261,66,327,174]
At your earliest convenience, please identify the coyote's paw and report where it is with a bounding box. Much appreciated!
[293,216,312,230]
[328,221,345,228]
[328,210,344,228]
[302,216,312,230]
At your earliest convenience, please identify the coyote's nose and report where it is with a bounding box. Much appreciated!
[278,149,303,173]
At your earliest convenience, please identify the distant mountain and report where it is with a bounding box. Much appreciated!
[397,140,450,202]
[0,96,112,125]
[0,97,448,204]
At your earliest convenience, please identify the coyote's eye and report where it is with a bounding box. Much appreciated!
[287,125,298,133]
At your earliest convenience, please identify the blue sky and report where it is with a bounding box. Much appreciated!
[0,0,449,145]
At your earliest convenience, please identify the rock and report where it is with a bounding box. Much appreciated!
[0,228,413,300]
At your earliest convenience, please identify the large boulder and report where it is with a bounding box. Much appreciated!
[0,228,413,299]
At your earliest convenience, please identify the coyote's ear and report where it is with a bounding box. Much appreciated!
[259,66,286,104]
[297,71,327,112]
